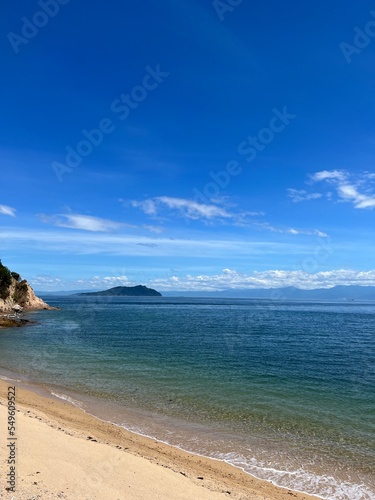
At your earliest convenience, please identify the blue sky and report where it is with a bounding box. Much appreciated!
[1,0,375,291]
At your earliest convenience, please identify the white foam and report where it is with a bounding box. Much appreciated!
[0,375,21,383]
[51,392,83,408]
[47,392,375,500]
[215,452,375,500]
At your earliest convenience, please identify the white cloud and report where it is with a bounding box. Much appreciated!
[40,213,163,234]
[131,199,157,216]
[337,183,375,209]
[130,196,325,235]
[310,170,375,209]
[314,230,328,238]
[311,170,347,182]
[31,274,131,291]
[132,196,233,221]
[355,198,375,209]
[42,214,124,232]
[147,269,375,291]
[100,275,130,284]
[287,189,322,203]
[0,228,311,258]
[130,196,257,225]
[28,268,375,292]
[255,222,328,238]
[0,204,16,217]
[157,196,232,219]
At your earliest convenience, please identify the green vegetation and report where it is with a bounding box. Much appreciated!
[0,260,12,300]
[0,261,27,302]
[79,285,162,297]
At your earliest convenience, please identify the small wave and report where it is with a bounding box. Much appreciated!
[0,375,21,383]
[41,394,375,500]
[216,452,375,500]
[51,392,83,408]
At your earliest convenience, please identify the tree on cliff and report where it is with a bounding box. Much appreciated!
[0,260,12,300]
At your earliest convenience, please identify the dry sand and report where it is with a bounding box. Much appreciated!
[0,380,318,500]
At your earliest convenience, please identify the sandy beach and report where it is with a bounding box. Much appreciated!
[0,379,319,500]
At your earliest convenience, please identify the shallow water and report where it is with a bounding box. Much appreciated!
[0,296,374,499]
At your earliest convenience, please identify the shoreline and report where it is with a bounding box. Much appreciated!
[0,317,32,328]
[0,379,319,500]
[0,306,57,328]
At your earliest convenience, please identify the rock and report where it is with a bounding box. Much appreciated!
[0,262,55,314]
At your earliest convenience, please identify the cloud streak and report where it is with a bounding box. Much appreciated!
[39,213,163,234]
[131,196,241,222]
[287,189,322,203]
[0,227,313,258]
[255,222,328,238]
[130,196,326,236]
[0,204,16,217]
[54,214,123,232]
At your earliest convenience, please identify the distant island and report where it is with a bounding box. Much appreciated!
[77,285,162,297]
[35,285,375,300]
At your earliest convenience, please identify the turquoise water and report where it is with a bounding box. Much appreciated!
[0,297,374,499]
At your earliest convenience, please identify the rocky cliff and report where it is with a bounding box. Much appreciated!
[0,261,53,313]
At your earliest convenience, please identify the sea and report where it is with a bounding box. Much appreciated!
[0,296,374,500]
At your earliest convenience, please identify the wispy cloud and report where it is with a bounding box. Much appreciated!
[287,189,322,203]
[255,222,328,238]
[131,199,158,216]
[40,214,124,232]
[0,228,310,258]
[0,204,16,217]
[40,213,163,234]
[311,170,375,209]
[156,196,232,219]
[129,196,328,237]
[130,196,255,224]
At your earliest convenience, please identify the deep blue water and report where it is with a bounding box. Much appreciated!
[0,296,374,499]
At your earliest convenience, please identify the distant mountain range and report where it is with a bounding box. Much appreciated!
[35,285,375,301]
[77,285,162,297]
[161,286,375,300]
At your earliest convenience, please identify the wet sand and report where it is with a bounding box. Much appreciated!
[0,380,318,499]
